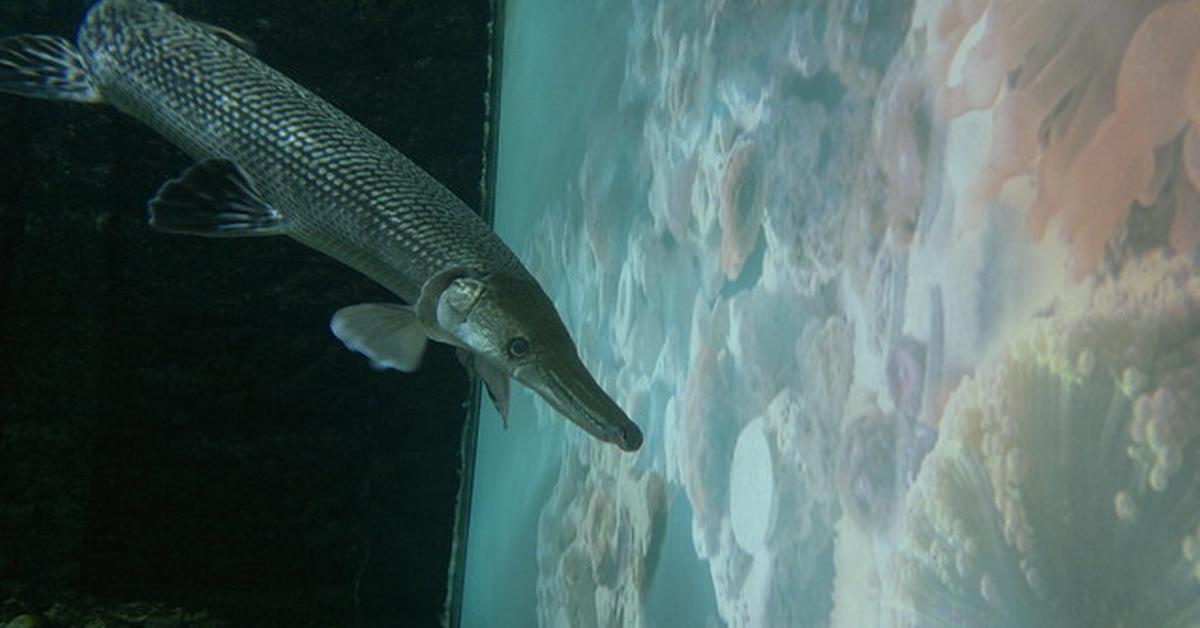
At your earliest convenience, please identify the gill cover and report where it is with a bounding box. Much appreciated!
[417,268,512,419]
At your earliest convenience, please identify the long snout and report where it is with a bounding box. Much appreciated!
[516,354,642,451]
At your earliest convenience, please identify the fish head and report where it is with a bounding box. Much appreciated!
[424,269,643,451]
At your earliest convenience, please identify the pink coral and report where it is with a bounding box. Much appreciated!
[1054,0,1200,273]
[719,139,764,280]
[1173,55,1200,254]
[678,343,737,554]
[929,0,1200,273]
[1186,53,1200,193]
[931,0,1161,212]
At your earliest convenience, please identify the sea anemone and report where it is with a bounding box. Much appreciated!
[887,253,1200,627]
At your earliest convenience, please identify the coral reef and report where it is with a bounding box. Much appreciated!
[929,0,1200,274]
[836,409,899,530]
[930,0,1157,204]
[1053,0,1200,273]
[666,307,850,628]
[709,318,850,628]
[826,0,916,96]
[872,65,928,243]
[719,138,765,280]
[889,253,1200,626]
[887,336,926,421]
[676,296,740,557]
[729,418,777,555]
[631,0,878,298]
[535,446,667,628]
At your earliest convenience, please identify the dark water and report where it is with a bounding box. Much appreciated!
[0,1,491,625]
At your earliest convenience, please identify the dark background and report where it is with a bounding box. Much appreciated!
[0,1,491,626]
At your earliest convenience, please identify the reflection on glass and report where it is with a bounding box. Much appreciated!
[458,1,1200,626]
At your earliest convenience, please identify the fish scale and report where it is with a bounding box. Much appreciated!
[78,0,524,303]
[0,0,644,451]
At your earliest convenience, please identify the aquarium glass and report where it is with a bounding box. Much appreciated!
[456,0,1200,626]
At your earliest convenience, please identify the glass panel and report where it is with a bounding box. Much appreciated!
[459,0,1200,626]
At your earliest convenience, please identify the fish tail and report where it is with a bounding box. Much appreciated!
[0,34,102,103]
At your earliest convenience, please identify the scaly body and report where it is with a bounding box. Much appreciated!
[0,0,642,451]
[79,0,517,301]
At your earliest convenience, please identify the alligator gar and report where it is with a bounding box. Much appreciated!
[0,0,642,451]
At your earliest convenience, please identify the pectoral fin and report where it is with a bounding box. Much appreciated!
[457,348,510,426]
[148,159,287,237]
[331,303,429,372]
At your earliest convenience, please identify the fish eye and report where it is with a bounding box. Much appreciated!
[508,336,530,359]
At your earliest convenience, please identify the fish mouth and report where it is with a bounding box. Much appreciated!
[516,356,643,451]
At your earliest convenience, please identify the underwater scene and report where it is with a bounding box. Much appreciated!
[1,0,1199,626]
[459,0,1200,627]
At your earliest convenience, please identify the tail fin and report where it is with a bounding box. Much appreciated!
[0,35,101,103]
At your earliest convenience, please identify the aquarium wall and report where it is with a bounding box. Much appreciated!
[457,0,1200,626]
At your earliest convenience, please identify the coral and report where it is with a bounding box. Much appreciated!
[826,0,916,96]
[835,408,935,534]
[701,384,845,628]
[932,0,1157,203]
[634,0,872,297]
[761,98,866,296]
[536,446,667,628]
[888,253,1200,627]
[930,0,1200,274]
[836,409,899,530]
[887,336,926,421]
[678,297,740,558]
[719,138,765,280]
[764,385,842,561]
[873,61,928,244]
[729,417,777,555]
[1053,0,1200,273]
[675,314,849,628]
[726,286,814,410]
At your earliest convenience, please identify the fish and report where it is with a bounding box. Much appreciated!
[0,0,642,451]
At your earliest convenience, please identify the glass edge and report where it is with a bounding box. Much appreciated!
[443,0,504,624]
